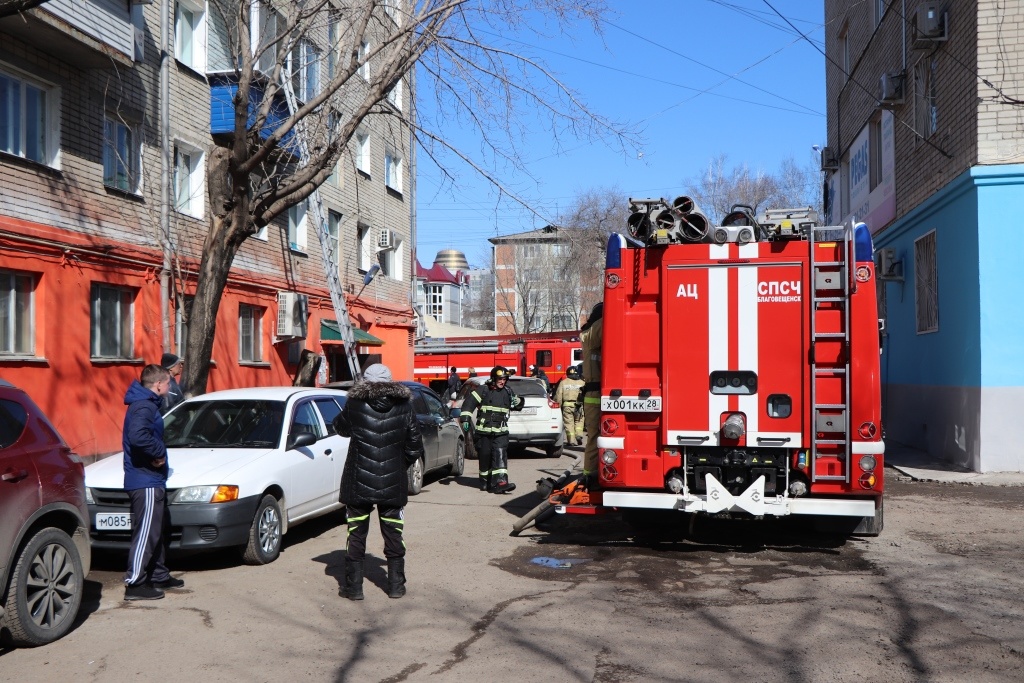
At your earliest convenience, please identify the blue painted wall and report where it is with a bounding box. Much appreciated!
[876,168,981,389]
[976,165,1024,387]
[209,75,293,149]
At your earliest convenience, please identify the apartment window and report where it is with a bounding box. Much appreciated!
[91,284,134,359]
[384,149,402,192]
[327,11,340,81]
[239,303,263,362]
[426,284,444,319]
[257,6,283,74]
[327,210,342,265]
[914,56,938,139]
[104,116,138,192]
[869,114,883,191]
[287,201,307,252]
[174,143,204,218]
[874,0,888,27]
[175,295,194,353]
[387,79,403,111]
[523,244,540,258]
[838,23,849,81]
[0,271,33,355]
[355,132,370,174]
[552,243,569,257]
[357,40,370,80]
[914,231,938,333]
[383,0,400,23]
[175,0,207,72]
[289,39,320,102]
[377,237,403,280]
[357,223,373,271]
[0,67,57,167]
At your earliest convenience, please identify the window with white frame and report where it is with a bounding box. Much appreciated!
[239,303,263,362]
[383,0,400,23]
[287,201,307,252]
[327,11,340,81]
[387,79,403,111]
[552,243,569,257]
[425,284,444,319]
[377,236,403,280]
[914,56,938,139]
[104,115,138,193]
[357,223,372,271]
[175,0,207,72]
[0,271,34,355]
[257,5,283,75]
[0,67,57,167]
[355,131,370,174]
[384,148,402,192]
[289,39,320,102]
[174,142,204,218]
[91,283,134,359]
[522,244,541,259]
[327,210,342,266]
[914,231,938,333]
[357,40,370,80]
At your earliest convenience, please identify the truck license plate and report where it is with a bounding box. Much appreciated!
[95,512,131,531]
[601,397,662,412]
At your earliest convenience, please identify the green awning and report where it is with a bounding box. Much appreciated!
[321,320,385,346]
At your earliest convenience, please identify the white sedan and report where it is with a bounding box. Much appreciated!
[85,387,348,565]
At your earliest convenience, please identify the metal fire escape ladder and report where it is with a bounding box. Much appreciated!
[280,79,362,381]
[808,219,853,484]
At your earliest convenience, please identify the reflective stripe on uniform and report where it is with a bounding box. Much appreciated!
[584,396,600,404]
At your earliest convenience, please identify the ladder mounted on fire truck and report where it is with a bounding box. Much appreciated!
[806,217,854,484]
[281,80,362,381]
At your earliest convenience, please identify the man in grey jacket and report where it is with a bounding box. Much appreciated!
[333,364,424,600]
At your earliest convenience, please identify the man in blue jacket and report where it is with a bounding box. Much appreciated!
[122,364,183,601]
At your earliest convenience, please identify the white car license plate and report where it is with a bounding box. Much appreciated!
[519,407,538,415]
[601,396,662,412]
[95,512,132,531]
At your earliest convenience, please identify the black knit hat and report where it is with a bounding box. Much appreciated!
[160,353,182,369]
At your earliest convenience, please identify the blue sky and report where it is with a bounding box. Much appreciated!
[413,0,827,268]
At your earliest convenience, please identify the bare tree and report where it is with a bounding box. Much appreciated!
[181,0,630,395]
[684,154,822,224]
[0,0,49,18]
[558,186,626,322]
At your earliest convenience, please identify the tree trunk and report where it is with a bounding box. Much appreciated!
[292,349,321,386]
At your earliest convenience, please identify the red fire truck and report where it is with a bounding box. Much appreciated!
[414,332,582,395]
[562,201,884,535]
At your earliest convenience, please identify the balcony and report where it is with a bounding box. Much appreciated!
[0,0,134,68]
[209,74,296,153]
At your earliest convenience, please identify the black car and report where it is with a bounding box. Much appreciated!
[326,381,465,494]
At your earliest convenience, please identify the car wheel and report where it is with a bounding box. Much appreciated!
[3,527,84,646]
[408,456,425,495]
[448,439,466,477]
[545,442,564,457]
[242,495,283,565]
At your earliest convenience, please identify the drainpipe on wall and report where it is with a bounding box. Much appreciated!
[159,0,172,353]
[408,66,419,340]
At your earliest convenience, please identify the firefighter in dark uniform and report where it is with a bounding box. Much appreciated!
[459,366,524,494]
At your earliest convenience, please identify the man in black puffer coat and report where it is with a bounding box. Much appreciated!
[333,363,424,600]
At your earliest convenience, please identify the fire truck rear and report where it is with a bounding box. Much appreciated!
[576,198,884,535]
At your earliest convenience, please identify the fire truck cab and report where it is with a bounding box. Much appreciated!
[576,200,884,535]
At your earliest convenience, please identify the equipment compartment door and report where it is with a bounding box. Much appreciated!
[662,256,805,447]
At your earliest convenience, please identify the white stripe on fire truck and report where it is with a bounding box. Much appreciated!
[737,258,758,433]
[708,261,729,432]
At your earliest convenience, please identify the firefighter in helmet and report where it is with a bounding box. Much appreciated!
[580,301,604,488]
[554,365,585,446]
[459,365,524,494]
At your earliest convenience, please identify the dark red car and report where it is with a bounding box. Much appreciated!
[0,380,91,646]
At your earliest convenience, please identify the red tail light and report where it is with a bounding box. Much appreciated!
[548,398,559,409]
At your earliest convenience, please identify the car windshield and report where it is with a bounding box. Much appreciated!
[508,379,546,397]
[163,400,286,448]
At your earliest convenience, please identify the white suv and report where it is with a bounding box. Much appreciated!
[452,376,564,457]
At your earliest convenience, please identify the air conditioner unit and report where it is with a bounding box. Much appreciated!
[820,146,839,172]
[879,72,905,107]
[276,291,309,340]
[913,2,947,46]
[377,228,395,250]
[876,248,904,281]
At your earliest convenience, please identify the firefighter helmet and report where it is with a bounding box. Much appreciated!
[489,366,509,382]
[566,366,580,379]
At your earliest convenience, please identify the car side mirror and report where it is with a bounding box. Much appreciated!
[287,431,317,450]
